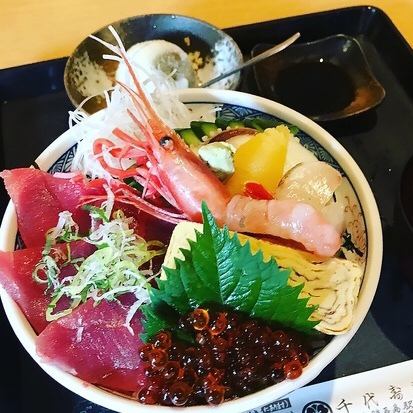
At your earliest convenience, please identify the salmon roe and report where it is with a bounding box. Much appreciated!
[137,308,312,406]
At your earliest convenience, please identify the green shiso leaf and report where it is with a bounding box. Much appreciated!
[141,203,318,342]
[140,305,175,343]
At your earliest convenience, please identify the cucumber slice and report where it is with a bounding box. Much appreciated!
[255,118,281,130]
[288,125,299,135]
[228,120,245,129]
[243,117,298,134]
[215,117,246,129]
[243,118,278,131]
[215,117,232,129]
[244,118,264,131]
[190,121,219,140]
[176,128,201,146]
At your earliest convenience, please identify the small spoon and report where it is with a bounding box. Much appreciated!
[198,32,301,88]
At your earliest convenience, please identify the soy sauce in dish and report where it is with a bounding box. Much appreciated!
[273,61,355,117]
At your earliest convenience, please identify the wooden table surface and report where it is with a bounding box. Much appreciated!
[1,0,413,69]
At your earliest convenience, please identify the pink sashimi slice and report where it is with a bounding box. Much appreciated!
[1,169,90,247]
[0,241,95,334]
[36,298,146,393]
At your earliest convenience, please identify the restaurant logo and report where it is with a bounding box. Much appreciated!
[302,400,333,413]
[247,397,292,412]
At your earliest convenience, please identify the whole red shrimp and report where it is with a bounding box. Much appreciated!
[84,27,341,257]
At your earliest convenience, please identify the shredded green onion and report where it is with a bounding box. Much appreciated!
[32,206,165,324]
[82,204,110,222]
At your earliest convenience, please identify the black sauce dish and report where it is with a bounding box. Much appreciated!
[252,34,385,122]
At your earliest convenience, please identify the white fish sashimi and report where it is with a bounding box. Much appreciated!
[276,161,342,209]
[284,136,318,172]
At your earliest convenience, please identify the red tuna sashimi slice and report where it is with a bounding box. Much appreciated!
[0,246,46,333]
[116,202,175,244]
[1,169,90,247]
[36,298,146,393]
[0,241,95,334]
[98,369,146,393]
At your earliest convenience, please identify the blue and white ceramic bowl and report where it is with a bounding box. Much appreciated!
[0,89,382,413]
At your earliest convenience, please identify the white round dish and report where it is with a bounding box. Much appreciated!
[0,89,383,413]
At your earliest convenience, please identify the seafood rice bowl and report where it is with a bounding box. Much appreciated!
[0,26,382,412]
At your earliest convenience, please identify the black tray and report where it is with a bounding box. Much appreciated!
[1,5,413,413]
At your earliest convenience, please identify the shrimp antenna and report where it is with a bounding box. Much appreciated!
[107,25,127,54]
[89,26,172,137]
[89,27,162,121]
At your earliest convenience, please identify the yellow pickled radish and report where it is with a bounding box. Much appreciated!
[225,125,291,196]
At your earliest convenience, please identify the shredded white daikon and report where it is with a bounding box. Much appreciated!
[70,25,192,181]
[48,211,79,242]
[102,184,115,220]
[76,326,84,343]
